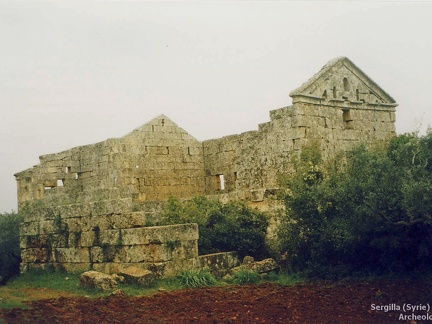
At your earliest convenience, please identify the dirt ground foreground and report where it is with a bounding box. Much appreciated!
[1,278,430,323]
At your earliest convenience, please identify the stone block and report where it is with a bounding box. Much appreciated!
[118,212,147,228]
[231,256,280,274]
[55,247,90,263]
[63,217,89,232]
[89,198,132,216]
[118,266,155,286]
[21,248,50,263]
[80,271,118,291]
[67,231,82,247]
[50,233,68,248]
[198,252,240,274]
[121,245,150,263]
[90,246,104,263]
[99,229,121,245]
[80,230,96,247]
[147,243,170,262]
[22,235,48,249]
[60,262,92,273]
[92,262,124,275]
[20,220,59,236]
[115,223,199,246]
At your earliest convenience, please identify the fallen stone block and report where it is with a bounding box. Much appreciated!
[249,258,280,274]
[231,256,280,274]
[118,266,155,287]
[80,270,118,291]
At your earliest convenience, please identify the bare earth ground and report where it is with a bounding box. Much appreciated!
[1,278,430,323]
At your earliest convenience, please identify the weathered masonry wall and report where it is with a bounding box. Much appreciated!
[15,57,398,273]
[15,115,205,209]
[21,215,199,274]
[15,116,221,275]
[203,102,396,201]
[20,208,239,276]
[203,57,397,201]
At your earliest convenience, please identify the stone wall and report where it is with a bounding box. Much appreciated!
[15,57,398,274]
[20,206,240,276]
[15,115,205,209]
[203,102,395,204]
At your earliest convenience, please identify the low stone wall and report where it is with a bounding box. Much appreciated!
[20,212,240,277]
[20,221,197,270]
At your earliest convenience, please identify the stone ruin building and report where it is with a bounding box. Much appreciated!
[14,57,398,276]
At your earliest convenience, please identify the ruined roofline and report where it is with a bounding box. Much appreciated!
[128,114,200,142]
[289,57,398,106]
[14,57,399,180]
[13,114,199,178]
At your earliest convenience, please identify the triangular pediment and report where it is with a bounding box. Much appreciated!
[133,114,178,132]
[125,114,199,142]
[289,57,397,107]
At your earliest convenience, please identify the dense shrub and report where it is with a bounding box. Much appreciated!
[162,196,269,258]
[278,133,432,278]
[0,211,23,284]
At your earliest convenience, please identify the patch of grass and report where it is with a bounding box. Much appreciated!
[0,267,307,309]
[8,271,80,291]
[119,276,183,296]
[0,297,29,310]
[177,270,218,288]
[267,271,305,286]
[2,270,105,299]
[232,268,261,285]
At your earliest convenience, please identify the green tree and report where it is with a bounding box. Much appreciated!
[278,133,432,278]
[163,196,269,258]
[0,211,23,284]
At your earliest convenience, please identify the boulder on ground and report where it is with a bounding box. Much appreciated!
[231,256,280,274]
[118,266,155,287]
[248,258,280,274]
[242,256,255,266]
[80,270,118,291]
[111,274,125,283]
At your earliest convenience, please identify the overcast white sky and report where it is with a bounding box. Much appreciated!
[1,1,432,213]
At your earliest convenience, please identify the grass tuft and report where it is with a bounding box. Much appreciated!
[232,268,261,285]
[176,270,218,288]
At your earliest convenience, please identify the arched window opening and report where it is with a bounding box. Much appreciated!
[342,78,350,100]
[343,77,350,91]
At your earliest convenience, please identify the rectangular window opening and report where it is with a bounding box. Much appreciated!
[75,173,80,180]
[342,109,352,122]
[57,179,64,187]
[219,174,225,190]
[343,109,353,129]
[65,166,71,173]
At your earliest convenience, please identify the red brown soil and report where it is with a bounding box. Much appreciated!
[1,278,430,323]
